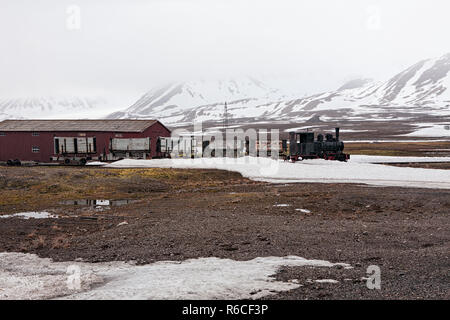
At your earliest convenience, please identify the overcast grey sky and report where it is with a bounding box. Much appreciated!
[1,0,450,100]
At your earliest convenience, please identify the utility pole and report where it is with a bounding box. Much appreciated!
[223,102,228,130]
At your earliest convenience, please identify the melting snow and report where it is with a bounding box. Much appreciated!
[315,279,339,284]
[346,139,450,143]
[0,253,350,300]
[0,212,58,219]
[350,155,450,163]
[86,161,106,166]
[106,156,450,189]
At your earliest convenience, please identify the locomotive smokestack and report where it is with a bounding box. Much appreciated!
[335,127,340,141]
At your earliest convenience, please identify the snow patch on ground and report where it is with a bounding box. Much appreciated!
[347,139,450,143]
[350,155,450,163]
[403,123,450,137]
[106,156,450,189]
[0,212,58,219]
[283,125,326,132]
[0,253,350,300]
[86,161,107,166]
[315,279,339,284]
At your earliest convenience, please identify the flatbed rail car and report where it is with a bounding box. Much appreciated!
[52,136,98,165]
[282,127,350,162]
[52,137,152,164]
[109,137,151,160]
[156,136,202,158]
[156,136,245,158]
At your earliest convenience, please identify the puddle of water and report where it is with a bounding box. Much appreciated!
[0,212,58,219]
[60,199,135,207]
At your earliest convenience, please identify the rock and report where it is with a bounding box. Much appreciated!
[117,221,129,227]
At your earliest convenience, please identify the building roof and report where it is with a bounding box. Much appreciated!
[0,119,164,133]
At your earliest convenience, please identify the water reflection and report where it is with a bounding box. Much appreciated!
[60,199,135,207]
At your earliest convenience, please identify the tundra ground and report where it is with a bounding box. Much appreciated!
[0,159,449,299]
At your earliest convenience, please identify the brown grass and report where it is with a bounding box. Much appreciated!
[0,167,245,213]
[346,141,450,157]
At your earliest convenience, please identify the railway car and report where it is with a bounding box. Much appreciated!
[156,136,203,158]
[53,136,98,165]
[282,127,350,162]
[109,137,152,160]
[156,136,245,158]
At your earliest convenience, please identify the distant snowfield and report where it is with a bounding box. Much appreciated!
[403,123,450,137]
[0,253,349,300]
[106,156,450,189]
[283,127,373,133]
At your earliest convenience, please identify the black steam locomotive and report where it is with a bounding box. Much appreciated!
[282,127,350,162]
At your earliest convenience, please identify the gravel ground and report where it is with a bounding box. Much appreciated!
[0,169,448,299]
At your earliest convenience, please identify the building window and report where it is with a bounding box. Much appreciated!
[32,132,40,136]
[0,132,5,136]
[32,146,40,153]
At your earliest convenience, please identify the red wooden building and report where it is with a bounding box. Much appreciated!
[0,119,171,164]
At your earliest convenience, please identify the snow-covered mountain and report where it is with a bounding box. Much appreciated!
[108,53,450,125]
[2,53,449,125]
[0,112,20,121]
[268,53,450,121]
[0,96,115,121]
[107,77,289,124]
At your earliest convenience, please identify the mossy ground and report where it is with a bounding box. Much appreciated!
[346,141,450,157]
[0,167,244,214]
